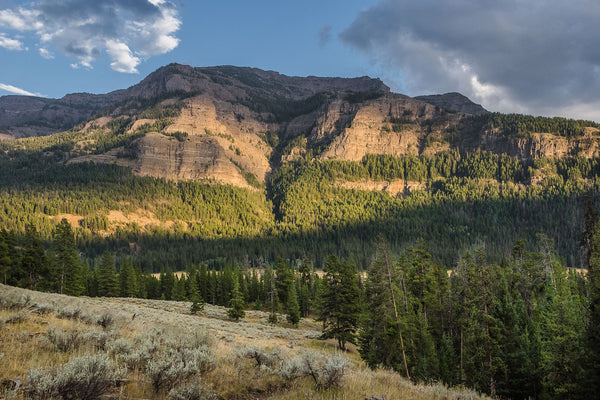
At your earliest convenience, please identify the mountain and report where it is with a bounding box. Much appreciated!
[1,63,600,270]
[0,63,526,186]
[414,92,489,115]
[0,91,125,138]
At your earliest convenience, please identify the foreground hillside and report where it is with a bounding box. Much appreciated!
[0,284,489,400]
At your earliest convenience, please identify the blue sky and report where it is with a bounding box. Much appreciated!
[0,0,384,97]
[1,0,600,121]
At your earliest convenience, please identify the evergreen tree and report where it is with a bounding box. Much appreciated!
[0,229,12,285]
[173,275,188,301]
[119,258,137,297]
[534,260,586,400]
[316,255,361,350]
[359,244,410,378]
[21,223,48,290]
[97,251,119,297]
[53,219,83,296]
[161,268,175,300]
[83,259,98,297]
[286,280,300,326]
[298,259,313,317]
[198,264,208,301]
[451,250,502,396]
[585,226,600,398]
[188,268,205,314]
[275,257,293,306]
[227,275,245,321]
[220,266,235,306]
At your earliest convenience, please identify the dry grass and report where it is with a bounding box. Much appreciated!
[0,284,490,400]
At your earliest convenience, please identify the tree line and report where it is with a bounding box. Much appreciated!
[3,214,600,400]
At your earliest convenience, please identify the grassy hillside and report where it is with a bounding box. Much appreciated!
[0,284,489,400]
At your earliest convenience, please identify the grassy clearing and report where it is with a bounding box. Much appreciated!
[0,284,489,400]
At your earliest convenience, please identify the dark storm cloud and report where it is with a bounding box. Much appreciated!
[0,0,181,73]
[341,0,600,119]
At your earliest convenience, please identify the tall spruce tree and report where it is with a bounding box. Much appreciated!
[119,258,137,297]
[359,244,410,379]
[188,268,205,314]
[0,229,11,285]
[53,219,83,296]
[98,251,119,297]
[21,223,48,290]
[584,209,600,397]
[227,275,245,321]
[275,257,293,306]
[316,255,360,350]
[286,280,300,326]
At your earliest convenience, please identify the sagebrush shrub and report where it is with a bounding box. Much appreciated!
[24,368,57,400]
[81,330,112,351]
[55,306,82,321]
[45,327,81,352]
[302,351,349,390]
[5,311,28,324]
[236,345,282,369]
[107,337,133,358]
[276,351,349,390]
[146,345,216,393]
[0,293,31,311]
[168,383,220,400]
[30,303,54,315]
[25,354,124,400]
[95,313,114,329]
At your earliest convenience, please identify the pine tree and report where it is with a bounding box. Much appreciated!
[583,226,600,397]
[286,281,300,326]
[21,223,48,290]
[535,260,585,399]
[317,255,360,350]
[98,251,118,297]
[227,276,245,321]
[275,257,293,306]
[119,258,137,297]
[161,268,175,300]
[53,219,83,296]
[82,259,96,297]
[0,229,12,285]
[298,259,313,317]
[188,268,205,315]
[173,276,188,301]
[359,245,410,378]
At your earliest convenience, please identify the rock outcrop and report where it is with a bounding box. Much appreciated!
[5,63,599,188]
[414,92,488,115]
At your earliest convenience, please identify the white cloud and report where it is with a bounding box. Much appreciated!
[0,82,44,97]
[38,47,53,58]
[0,8,41,30]
[0,33,24,50]
[0,0,181,73]
[106,39,140,73]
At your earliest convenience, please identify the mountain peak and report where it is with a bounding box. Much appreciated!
[414,92,488,115]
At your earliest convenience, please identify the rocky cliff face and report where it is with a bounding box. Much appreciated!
[476,129,600,159]
[4,63,599,188]
[414,92,488,115]
[0,92,125,138]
